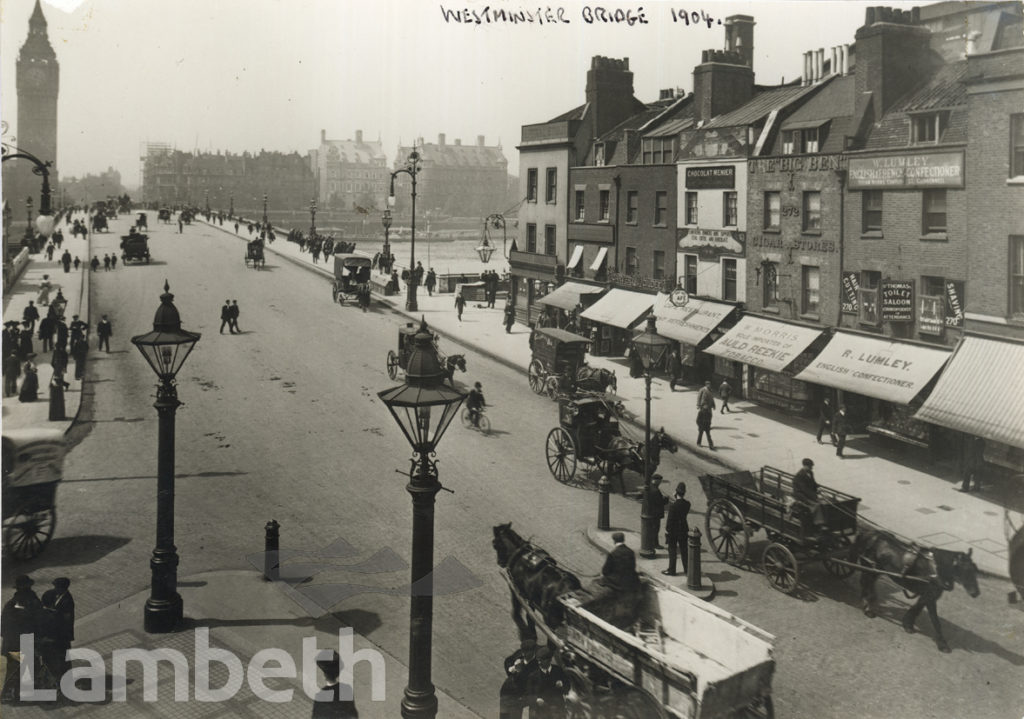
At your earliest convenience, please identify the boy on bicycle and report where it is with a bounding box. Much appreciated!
[467,381,486,427]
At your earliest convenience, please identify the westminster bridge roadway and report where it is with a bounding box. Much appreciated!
[14,214,1023,718]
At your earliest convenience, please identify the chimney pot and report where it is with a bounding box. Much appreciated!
[478,135,485,146]
[866,7,875,24]
[911,6,920,23]
[455,138,461,145]
[438,133,445,146]
[321,129,326,143]
[355,129,363,143]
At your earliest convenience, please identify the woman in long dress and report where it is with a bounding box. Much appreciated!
[19,360,39,402]
[37,274,53,306]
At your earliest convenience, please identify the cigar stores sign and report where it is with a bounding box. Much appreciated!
[848,151,964,190]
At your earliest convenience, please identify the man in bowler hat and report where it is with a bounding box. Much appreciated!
[663,483,692,576]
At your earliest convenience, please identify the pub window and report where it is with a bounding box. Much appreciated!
[626,191,639,224]
[1012,236,1024,317]
[723,191,738,226]
[655,191,668,226]
[722,258,738,301]
[545,168,557,203]
[763,261,779,306]
[862,190,883,232]
[527,169,538,202]
[922,189,947,234]
[764,191,781,230]
[599,190,611,221]
[653,250,666,280]
[683,254,698,294]
[858,270,881,324]
[544,225,556,255]
[782,131,795,155]
[625,247,638,275]
[526,223,537,253]
[685,192,698,225]
[911,112,949,144]
[801,265,820,314]
[575,190,586,221]
[802,191,821,231]
[1012,115,1024,178]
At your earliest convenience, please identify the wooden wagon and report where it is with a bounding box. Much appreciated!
[2,429,65,560]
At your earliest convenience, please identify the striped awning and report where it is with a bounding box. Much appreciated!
[652,293,736,346]
[581,288,653,329]
[914,336,1024,449]
[536,281,604,312]
[794,331,951,405]
[567,245,584,270]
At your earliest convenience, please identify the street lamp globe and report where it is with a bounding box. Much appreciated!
[131,281,202,380]
[475,237,495,264]
[35,213,55,239]
[632,315,671,371]
[378,319,466,452]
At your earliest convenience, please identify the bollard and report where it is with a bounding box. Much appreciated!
[597,475,611,531]
[687,527,703,591]
[264,519,280,582]
[48,376,65,421]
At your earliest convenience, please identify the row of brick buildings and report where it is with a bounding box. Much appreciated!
[512,3,1024,469]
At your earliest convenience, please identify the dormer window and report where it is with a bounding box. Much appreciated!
[911,112,949,144]
[782,126,822,154]
[594,144,606,167]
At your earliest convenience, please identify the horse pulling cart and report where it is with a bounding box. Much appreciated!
[528,327,616,400]
[158,208,172,223]
[2,429,65,560]
[493,524,776,718]
[244,239,265,269]
[386,321,466,385]
[331,252,372,306]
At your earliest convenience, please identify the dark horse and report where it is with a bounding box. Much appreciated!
[575,365,617,394]
[492,523,582,637]
[602,427,678,493]
[441,354,466,385]
[854,528,979,652]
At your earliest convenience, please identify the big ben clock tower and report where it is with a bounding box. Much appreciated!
[7,0,60,207]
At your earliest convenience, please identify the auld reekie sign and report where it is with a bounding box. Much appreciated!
[848,151,964,190]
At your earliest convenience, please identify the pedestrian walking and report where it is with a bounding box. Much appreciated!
[413,261,424,288]
[97,315,113,352]
[19,322,35,359]
[89,255,100,272]
[816,397,836,444]
[311,650,358,718]
[18,359,39,402]
[504,303,515,334]
[499,639,538,719]
[110,254,117,269]
[71,338,87,381]
[230,300,241,333]
[45,242,54,261]
[178,217,184,233]
[641,475,669,549]
[696,404,715,449]
[234,222,239,234]
[958,435,986,492]
[696,380,715,410]
[219,301,232,334]
[719,379,732,413]
[833,405,849,458]
[23,301,40,332]
[454,292,466,322]
[37,274,53,306]
[39,578,74,682]
[51,345,69,390]
[525,645,567,719]
[38,314,55,353]
[662,482,691,576]
[4,348,22,397]
[425,268,436,296]
[1,575,42,702]
[102,254,111,271]
[54,316,69,348]
[667,347,683,391]
[61,250,71,273]
[73,256,81,271]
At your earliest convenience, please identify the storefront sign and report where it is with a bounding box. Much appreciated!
[608,272,672,293]
[841,272,860,314]
[678,127,750,160]
[945,280,965,328]
[918,295,944,336]
[749,235,837,253]
[677,228,746,259]
[685,165,735,189]
[848,151,964,189]
[881,280,914,322]
[749,154,844,173]
[706,316,824,373]
[652,293,735,345]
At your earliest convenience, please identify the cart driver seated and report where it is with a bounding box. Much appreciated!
[585,532,643,629]
[791,458,827,532]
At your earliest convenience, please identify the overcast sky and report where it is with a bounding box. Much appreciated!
[1,0,921,190]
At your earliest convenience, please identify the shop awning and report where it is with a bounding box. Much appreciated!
[794,331,951,405]
[914,336,1024,449]
[536,281,604,311]
[590,247,608,272]
[651,293,736,345]
[705,315,826,372]
[581,288,653,329]
[567,245,584,270]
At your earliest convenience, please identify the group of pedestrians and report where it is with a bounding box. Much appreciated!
[816,397,849,458]
[219,300,243,334]
[2,298,89,402]
[1,575,75,702]
[499,638,568,719]
[480,270,501,308]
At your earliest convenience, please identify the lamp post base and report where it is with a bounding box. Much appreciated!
[401,688,438,719]
[144,593,183,633]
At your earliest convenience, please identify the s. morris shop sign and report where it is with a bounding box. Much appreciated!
[848,151,964,189]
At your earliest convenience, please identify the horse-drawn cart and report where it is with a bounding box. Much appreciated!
[493,524,776,718]
[386,321,466,384]
[528,327,616,400]
[245,239,265,269]
[331,252,372,305]
[158,208,172,223]
[120,232,150,264]
[2,429,65,560]
[136,212,148,231]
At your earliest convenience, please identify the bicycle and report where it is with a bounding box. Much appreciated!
[461,405,491,435]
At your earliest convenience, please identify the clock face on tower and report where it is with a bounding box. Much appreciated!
[23,66,48,88]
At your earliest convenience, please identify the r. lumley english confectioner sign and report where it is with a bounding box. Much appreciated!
[848,151,964,190]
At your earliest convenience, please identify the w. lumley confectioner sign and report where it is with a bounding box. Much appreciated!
[848,151,964,190]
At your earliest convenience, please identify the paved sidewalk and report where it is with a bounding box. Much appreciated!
[222,219,1019,581]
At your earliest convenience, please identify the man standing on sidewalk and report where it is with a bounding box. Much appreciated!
[834,406,849,458]
[719,379,733,413]
[230,300,241,333]
[22,301,40,333]
[663,483,691,577]
[220,301,232,334]
[697,380,715,410]
[455,292,466,322]
[504,303,515,334]
[959,435,986,492]
[97,315,113,352]
[817,397,836,445]
[696,404,715,449]
[642,475,669,550]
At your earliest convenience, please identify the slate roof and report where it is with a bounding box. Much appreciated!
[320,138,386,165]
[398,141,508,168]
[548,104,587,123]
[862,60,969,150]
[703,83,819,129]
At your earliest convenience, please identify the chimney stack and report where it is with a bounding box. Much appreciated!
[321,129,326,144]
[855,6,932,119]
[586,56,638,139]
[478,135,485,147]
[355,129,363,143]
[455,138,462,146]
[438,133,446,146]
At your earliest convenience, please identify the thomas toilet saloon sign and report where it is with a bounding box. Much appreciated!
[881,280,914,322]
[848,151,964,189]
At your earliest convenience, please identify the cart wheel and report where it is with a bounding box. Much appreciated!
[528,360,545,394]
[823,535,856,579]
[2,501,56,561]
[546,427,578,484]
[705,499,749,565]
[386,350,399,380]
[762,542,800,594]
[545,377,561,400]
